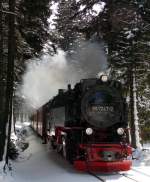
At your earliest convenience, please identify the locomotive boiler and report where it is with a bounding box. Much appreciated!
[31,75,132,172]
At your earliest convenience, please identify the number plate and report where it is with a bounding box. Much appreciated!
[92,106,114,112]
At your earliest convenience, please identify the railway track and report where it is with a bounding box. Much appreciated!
[118,172,141,182]
[88,171,143,182]
[88,171,106,182]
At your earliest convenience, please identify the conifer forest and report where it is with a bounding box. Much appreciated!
[0,0,150,174]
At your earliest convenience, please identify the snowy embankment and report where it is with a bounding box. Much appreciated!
[0,162,13,182]
[1,123,150,182]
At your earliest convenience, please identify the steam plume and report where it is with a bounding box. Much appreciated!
[19,41,107,110]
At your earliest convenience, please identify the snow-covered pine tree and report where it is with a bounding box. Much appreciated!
[102,0,150,148]
[52,0,84,52]
[0,0,16,162]
[135,0,150,142]
[0,0,10,162]
[13,0,52,122]
[18,0,51,54]
[0,0,52,162]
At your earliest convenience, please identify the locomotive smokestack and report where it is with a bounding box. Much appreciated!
[68,84,71,91]
[58,89,64,95]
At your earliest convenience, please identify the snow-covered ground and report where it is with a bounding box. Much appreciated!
[1,125,150,182]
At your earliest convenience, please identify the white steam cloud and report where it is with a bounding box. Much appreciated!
[20,42,107,110]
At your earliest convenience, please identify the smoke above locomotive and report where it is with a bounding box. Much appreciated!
[19,41,107,110]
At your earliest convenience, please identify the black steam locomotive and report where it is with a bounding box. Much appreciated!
[31,75,132,172]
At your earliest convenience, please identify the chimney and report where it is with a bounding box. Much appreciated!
[68,84,71,91]
[58,89,64,95]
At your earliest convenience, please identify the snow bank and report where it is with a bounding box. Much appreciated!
[132,144,150,166]
[0,161,5,173]
[0,161,13,182]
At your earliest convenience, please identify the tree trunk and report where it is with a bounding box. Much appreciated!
[130,67,142,149]
[5,0,16,164]
[0,0,6,161]
[0,0,16,162]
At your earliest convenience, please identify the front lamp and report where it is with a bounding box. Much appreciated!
[100,75,108,82]
[117,128,124,135]
[85,128,93,135]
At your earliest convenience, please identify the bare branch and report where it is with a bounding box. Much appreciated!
[0,9,17,16]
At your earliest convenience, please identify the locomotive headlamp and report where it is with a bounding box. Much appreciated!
[101,75,108,82]
[86,128,93,135]
[117,128,124,135]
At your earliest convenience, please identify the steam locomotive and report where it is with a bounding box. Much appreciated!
[31,75,132,172]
